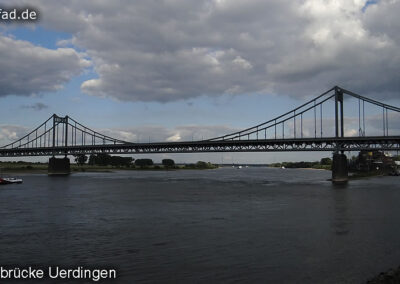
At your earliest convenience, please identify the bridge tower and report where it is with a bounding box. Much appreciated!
[332,87,348,183]
[48,114,70,175]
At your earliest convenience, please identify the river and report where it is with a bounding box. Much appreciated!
[0,167,399,283]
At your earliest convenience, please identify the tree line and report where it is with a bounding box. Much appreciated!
[73,154,178,169]
[74,154,133,167]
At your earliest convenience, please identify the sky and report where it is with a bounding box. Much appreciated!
[0,0,399,164]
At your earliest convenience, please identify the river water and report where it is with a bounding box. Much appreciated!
[0,167,399,283]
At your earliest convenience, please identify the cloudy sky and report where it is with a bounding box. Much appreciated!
[0,0,399,163]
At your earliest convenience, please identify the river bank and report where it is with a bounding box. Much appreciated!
[0,162,218,174]
[268,163,332,170]
[367,265,400,283]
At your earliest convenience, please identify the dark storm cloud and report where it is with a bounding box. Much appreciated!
[3,0,400,101]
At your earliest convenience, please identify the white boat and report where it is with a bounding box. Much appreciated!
[0,177,23,185]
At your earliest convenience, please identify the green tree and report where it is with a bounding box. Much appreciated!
[88,154,96,165]
[162,159,175,168]
[320,157,332,165]
[196,161,208,168]
[88,153,112,166]
[135,159,154,168]
[74,154,88,166]
[195,161,217,169]
[88,154,133,167]
[110,156,133,167]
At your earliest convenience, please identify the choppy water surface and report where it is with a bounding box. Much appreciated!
[1,167,400,283]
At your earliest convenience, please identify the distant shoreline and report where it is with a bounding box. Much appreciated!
[0,163,219,174]
[268,165,332,171]
[296,167,328,171]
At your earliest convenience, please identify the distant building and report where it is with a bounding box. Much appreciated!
[352,150,396,174]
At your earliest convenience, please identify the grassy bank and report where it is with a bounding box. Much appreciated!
[0,162,48,173]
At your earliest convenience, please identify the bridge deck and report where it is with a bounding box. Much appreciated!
[1,136,399,157]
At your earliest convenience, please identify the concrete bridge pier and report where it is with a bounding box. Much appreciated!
[48,156,70,175]
[332,153,348,183]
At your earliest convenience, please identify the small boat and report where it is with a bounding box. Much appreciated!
[0,177,23,185]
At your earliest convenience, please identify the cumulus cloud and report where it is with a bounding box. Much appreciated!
[3,0,400,101]
[100,125,239,143]
[0,125,29,146]
[0,33,90,97]
[97,114,400,143]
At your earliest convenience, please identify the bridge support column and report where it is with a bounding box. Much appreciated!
[332,153,348,183]
[48,157,70,175]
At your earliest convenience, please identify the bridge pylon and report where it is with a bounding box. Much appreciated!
[334,86,344,139]
[332,87,348,183]
[49,114,70,175]
[48,156,70,175]
[332,153,348,183]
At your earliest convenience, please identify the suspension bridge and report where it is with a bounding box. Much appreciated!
[1,86,399,181]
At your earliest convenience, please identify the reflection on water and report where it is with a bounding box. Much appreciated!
[0,167,400,283]
[332,187,351,236]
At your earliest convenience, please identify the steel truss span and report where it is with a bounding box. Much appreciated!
[0,137,399,157]
[1,85,400,157]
